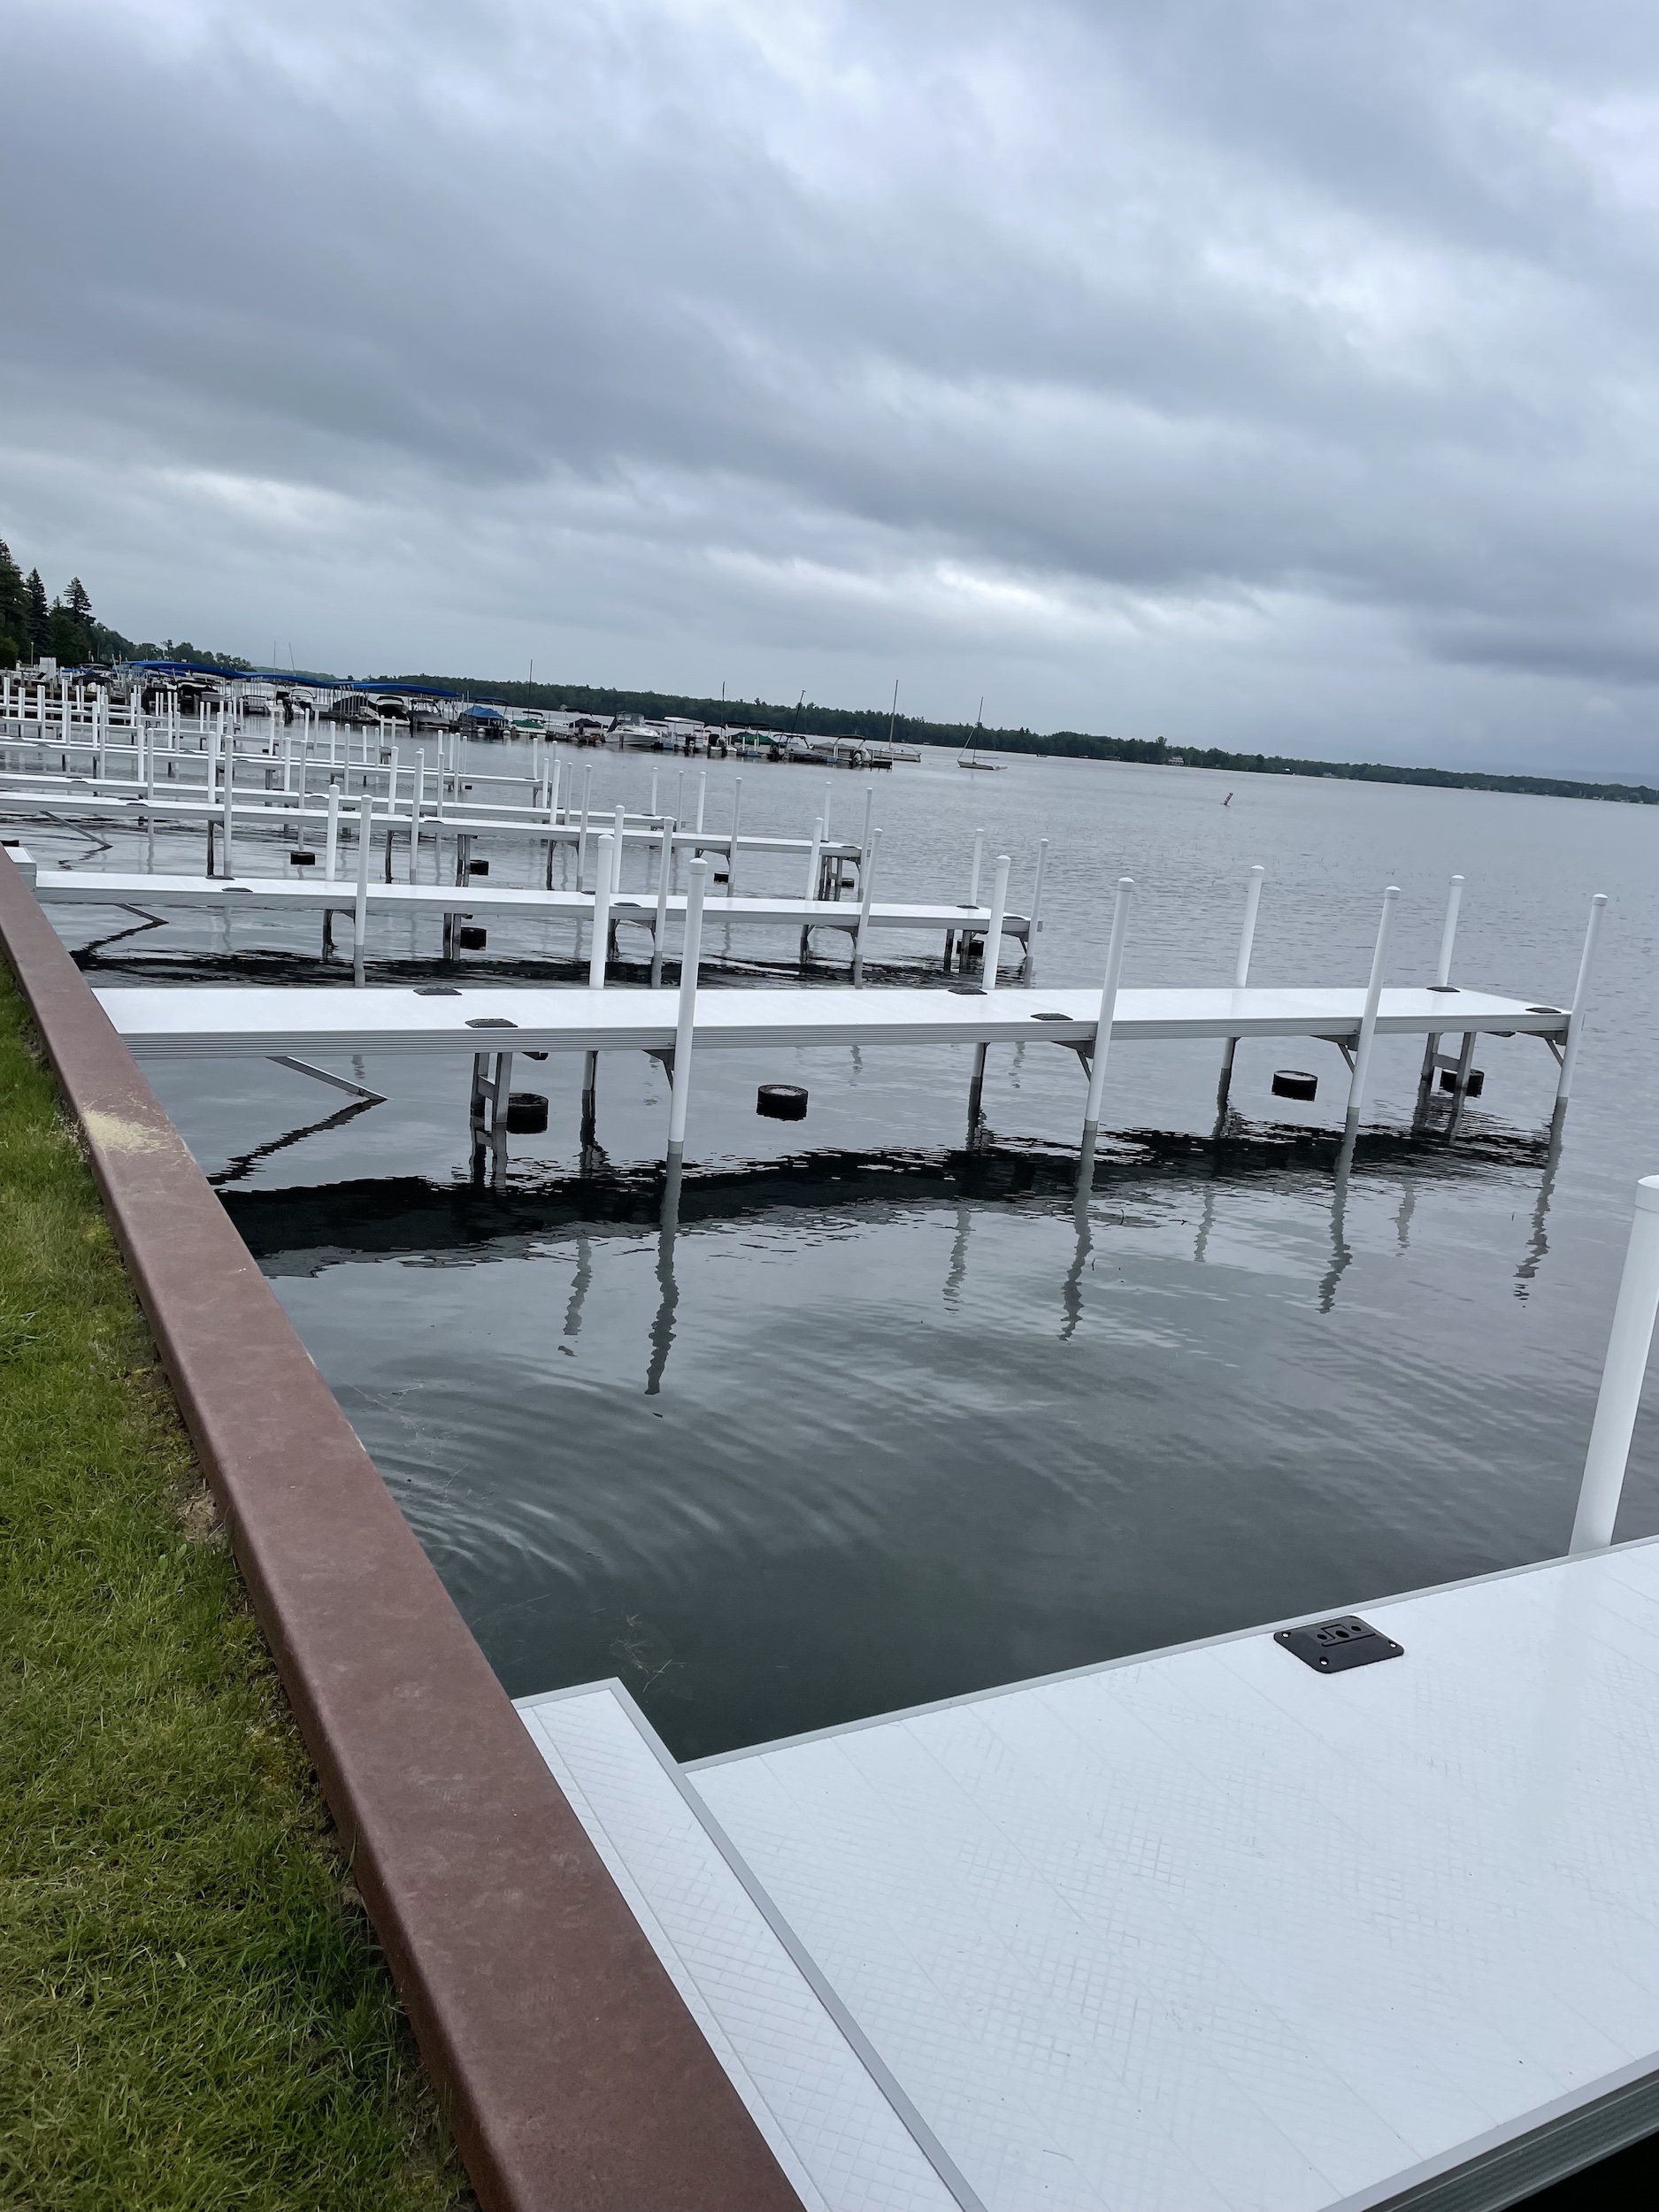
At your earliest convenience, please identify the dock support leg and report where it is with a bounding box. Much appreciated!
[1215,1035,1240,1125]
[1446,1031,1477,1141]
[967,1041,988,1145]
[1414,1034,1440,1126]
[1571,1174,1659,1552]
[581,1051,598,1146]
[322,909,334,959]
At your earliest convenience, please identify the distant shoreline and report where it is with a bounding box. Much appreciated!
[386,669,1659,808]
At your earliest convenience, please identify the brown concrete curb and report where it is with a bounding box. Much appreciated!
[0,849,803,2212]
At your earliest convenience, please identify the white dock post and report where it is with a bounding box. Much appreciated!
[221,747,236,879]
[695,769,707,836]
[804,817,824,902]
[822,778,833,844]
[1417,874,1466,1115]
[1081,877,1134,1142]
[861,784,874,868]
[325,787,341,882]
[576,761,594,887]
[1571,1176,1659,1553]
[666,858,709,1166]
[651,823,672,987]
[979,854,1011,995]
[1343,886,1400,1139]
[649,766,659,818]
[1556,893,1609,1111]
[852,827,882,984]
[1216,864,1265,1118]
[968,828,985,909]
[1026,837,1049,952]
[353,801,372,986]
[588,831,615,987]
[412,754,426,880]
[728,775,742,891]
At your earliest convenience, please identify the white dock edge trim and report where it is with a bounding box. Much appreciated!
[518,1678,989,2212]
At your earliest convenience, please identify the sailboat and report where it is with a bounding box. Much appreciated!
[958,698,1004,770]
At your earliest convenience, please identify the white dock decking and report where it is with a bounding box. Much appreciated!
[90,979,1565,1064]
[519,1537,1659,2212]
[32,868,1025,947]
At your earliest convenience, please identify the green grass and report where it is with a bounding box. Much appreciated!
[0,970,468,2211]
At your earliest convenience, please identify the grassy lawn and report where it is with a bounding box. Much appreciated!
[0,969,467,2211]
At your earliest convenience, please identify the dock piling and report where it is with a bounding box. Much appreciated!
[1571,1175,1659,1552]
[852,827,882,985]
[1081,877,1134,1143]
[1216,864,1266,1121]
[666,860,709,1167]
[978,854,1011,995]
[1343,886,1400,1139]
[1555,892,1609,1116]
[352,802,371,987]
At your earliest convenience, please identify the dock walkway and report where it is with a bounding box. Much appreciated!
[91,979,1565,1063]
[520,1536,1659,2211]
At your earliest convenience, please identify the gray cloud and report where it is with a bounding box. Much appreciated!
[4,0,1659,769]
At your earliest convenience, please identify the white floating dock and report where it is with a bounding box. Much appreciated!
[520,1538,1659,2211]
[91,979,1566,1064]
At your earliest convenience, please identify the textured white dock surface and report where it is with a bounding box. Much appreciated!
[93,979,1565,1063]
[525,1543,1659,2212]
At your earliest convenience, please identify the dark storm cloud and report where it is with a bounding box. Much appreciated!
[4,0,1658,766]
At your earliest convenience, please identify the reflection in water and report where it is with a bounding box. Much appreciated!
[1394,1178,1416,1255]
[1517,1116,1566,1302]
[1062,1151,1094,1341]
[1318,1133,1357,1315]
[563,1225,593,1343]
[211,1094,380,1189]
[649,1160,683,1395]
[943,1200,972,1310]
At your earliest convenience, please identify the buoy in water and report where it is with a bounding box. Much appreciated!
[505,1092,549,1133]
[757,1083,808,1121]
[1271,1069,1318,1101]
[289,849,316,865]
[456,925,488,950]
[467,858,490,877]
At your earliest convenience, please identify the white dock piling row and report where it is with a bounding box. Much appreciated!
[979,855,1011,995]
[1216,864,1265,1118]
[666,860,709,1164]
[1082,877,1134,1140]
[1557,893,1609,1106]
[1571,1176,1659,1553]
[852,827,883,985]
[588,832,615,988]
[1343,886,1400,1138]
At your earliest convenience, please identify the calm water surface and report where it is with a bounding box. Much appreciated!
[42,747,1659,1758]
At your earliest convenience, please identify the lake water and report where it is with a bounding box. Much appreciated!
[42,744,1659,1760]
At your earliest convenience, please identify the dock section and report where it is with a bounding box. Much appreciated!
[523,1538,1659,2211]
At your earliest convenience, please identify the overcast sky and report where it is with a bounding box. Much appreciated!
[4,0,1659,771]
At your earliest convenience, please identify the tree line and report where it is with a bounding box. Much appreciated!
[0,541,250,672]
[1,547,1651,807]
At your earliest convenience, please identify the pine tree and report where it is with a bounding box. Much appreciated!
[65,575,92,622]
[0,540,24,668]
[25,570,49,660]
